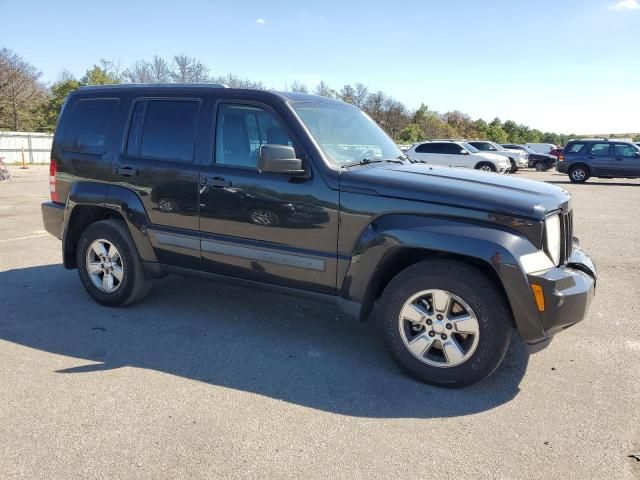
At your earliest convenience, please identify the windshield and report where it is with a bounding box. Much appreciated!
[462,142,479,153]
[292,101,403,166]
[488,142,504,151]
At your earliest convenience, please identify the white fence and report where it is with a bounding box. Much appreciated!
[0,131,53,164]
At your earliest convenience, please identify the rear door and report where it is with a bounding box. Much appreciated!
[411,143,438,162]
[612,143,640,177]
[585,142,613,175]
[111,94,207,268]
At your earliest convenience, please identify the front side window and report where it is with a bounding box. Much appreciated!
[589,143,611,156]
[614,144,639,157]
[443,143,463,154]
[126,99,200,162]
[215,104,292,168]
[292,101,402,166]
[62,98,119,154]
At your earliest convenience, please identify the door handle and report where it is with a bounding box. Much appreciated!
[114,166,139,177]
[208,177,232,188]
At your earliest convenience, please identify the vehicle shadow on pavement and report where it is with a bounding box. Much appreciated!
[547,180,640,187]
[0,264,530,419]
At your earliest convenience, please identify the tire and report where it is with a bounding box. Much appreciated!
[249,208,280,226]
[569,165,589,183]
[508,159,518,173]
[76,219,152,307]
[379,259,512,388]
[475,162,496,172]
[534,161,546,172]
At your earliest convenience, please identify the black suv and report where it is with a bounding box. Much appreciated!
[501,144,557,171]
[42,85,596,388]
[558,139,640,183]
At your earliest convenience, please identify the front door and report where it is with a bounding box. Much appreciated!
[198,100,339,294]
[612,143,640,177]
[111,95,206,268]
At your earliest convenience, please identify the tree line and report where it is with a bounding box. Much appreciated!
[1,47,638,145]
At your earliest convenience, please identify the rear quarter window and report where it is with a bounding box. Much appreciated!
[566,142,586,153]
[61,98,119,155]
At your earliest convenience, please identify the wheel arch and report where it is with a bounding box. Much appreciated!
[62,182,157,268]
[339,214,547,342]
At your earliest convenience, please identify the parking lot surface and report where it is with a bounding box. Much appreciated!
[1,165,639,479]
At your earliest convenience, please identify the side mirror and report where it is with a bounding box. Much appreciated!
[258,144,305,175]
[459,149,469,155]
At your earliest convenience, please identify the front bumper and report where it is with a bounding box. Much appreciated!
[41,201,65,239]
[525,245,596,351]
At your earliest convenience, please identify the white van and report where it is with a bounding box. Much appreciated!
[525,143,557,154]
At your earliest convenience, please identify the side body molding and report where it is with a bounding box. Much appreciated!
[339,214,547,343]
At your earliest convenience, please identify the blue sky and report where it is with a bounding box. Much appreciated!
[2,0,639,134]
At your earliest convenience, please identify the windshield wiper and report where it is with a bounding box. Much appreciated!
[340,157,405,169]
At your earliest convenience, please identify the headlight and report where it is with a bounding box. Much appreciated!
[545,214,561,265]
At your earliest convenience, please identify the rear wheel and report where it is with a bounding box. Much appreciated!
[534,161,547,172]
[76,220,152,306]
[379,260,512,388]
[569,165,589,183]
[508,159,518,173]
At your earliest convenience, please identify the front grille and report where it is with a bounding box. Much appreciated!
[560,210,573,264]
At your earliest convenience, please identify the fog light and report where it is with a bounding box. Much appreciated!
[531,284,545,312]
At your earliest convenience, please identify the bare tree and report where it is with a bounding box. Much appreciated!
[314,80,335,98]
[123,60,154,83]
[353,83,369,108]
[171,54,210,83]
[287,80,308,93]
[149,55,171,82]
[0,48,46,130]
[339,84,356,104]
[211,73,264,89]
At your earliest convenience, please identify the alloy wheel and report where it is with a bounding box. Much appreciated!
[85,239,124,293]
[398,289,480,368]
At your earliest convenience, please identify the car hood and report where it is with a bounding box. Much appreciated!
[340,163,570,220]
[476,152,508,163]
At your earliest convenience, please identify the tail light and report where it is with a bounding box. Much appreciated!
[558,153,565,162]
[49,159,59,202]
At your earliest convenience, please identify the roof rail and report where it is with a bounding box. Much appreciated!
[79,83,229,90]
[431,138,466,142]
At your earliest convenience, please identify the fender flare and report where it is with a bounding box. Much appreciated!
[339,214,546,343]
[62,182,157,266]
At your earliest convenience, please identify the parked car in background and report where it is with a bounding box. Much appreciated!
[548,147,563,159]
[526,143,557,154]
[557,139,640,183]
[467,140,529,173]
[501,144,557,171]
[406,141,510,173]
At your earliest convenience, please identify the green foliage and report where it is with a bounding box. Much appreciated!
[398,123,424,143]
[634,134,640,142]
[36,78,81,132]
[81,63,120,85]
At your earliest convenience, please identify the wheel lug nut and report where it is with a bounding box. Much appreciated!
[437,315,443,320]
[446,324,452,330]
[428,331,435,337]
[426,319,432,325]
[441,334,447,340]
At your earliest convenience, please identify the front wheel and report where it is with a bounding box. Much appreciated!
[535,161,547,172]
[379,260,512,388]
[476,163,496,172]
[509,159,518,173]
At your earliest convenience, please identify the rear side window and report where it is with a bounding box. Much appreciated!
[471,142,489,151]
[415,143,435,153]
[589,143,611,156]
[126,99,200,162]
[566,142,586,153]
[62,98,119,154]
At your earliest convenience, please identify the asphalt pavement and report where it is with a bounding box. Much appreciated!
[1,165,638,479]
